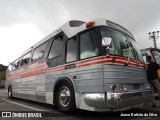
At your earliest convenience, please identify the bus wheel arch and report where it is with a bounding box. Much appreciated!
[53,78,76,112]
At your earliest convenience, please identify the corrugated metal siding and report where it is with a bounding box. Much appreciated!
[103,64,147,84]
[76,64,103,93]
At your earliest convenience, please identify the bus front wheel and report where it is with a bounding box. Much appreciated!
[56,82,75,112]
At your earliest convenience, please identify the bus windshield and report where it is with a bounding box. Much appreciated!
[100,27,143,61]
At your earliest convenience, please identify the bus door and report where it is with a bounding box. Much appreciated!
[75,29,102,93]
[142,48,160,78]
[150,49,160,78]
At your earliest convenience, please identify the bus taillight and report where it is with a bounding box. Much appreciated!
[111,84,117,92]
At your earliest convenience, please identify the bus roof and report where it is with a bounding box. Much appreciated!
[17,19,134,59]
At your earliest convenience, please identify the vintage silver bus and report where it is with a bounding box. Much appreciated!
[6,19,152,112]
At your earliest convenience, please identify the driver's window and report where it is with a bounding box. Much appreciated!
[79,30,99,59]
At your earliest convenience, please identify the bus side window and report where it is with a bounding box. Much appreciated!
[47,36,64,67]
[20,52,31,66]
[32,42,48,61]
[14,58,21,69]
[66,37,77,63]
[79,30,99,60]
[7,63,13,72]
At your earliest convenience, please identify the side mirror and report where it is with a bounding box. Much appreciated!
[102,37,112,47]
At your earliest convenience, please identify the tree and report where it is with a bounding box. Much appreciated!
[0,64,7,81]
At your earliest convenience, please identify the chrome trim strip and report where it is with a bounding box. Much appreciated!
[84,90,152,109]
[84,93,105,108]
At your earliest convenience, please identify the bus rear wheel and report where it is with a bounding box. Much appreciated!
[8,86,13,99]
[56,82,75,112]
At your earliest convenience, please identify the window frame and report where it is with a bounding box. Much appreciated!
[78,28,100,60]
[31,41,48,62]
[100,26,131,57]
[99,26,143,61]
[12,58,21,70]
[7,63,13,72]
[126,35,143,61]
[65,36,77,63]
[47,35,63,60]
[20,52,32,67]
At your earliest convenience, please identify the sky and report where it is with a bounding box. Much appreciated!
[0,0,160,65]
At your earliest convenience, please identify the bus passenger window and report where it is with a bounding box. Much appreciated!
[47,36,64,67]
[15,59,21,68]
[21,52,31,66]
[32,42,48,61]
[80,31,98,59]
[66,37,77,63]
[12,58,21,69]
[48,37,63,59]
[7,64,13,71]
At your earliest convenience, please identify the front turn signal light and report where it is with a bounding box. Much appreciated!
[86,21,95,28]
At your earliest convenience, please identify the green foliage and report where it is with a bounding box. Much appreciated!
[0,71,6,80]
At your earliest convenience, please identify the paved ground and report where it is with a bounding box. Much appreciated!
[0,89,160,120]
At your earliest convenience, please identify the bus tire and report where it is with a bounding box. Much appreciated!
[8,86,13,99]
[56,82,76,112]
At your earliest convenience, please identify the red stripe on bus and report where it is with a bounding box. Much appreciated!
[77,57,103,64]
[6,56,145,80]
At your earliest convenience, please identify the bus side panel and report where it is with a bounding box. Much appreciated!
[45,71,63,104]
[12,72,37,101]
[44,63,103,106]
[76,64,103,93]
[36,74,46,103]
[18,76,37,100]
[7,61,48,103]
[31,61,48,103]
[60,64,103,110]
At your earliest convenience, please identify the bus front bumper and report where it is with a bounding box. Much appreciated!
[84,90,152,110]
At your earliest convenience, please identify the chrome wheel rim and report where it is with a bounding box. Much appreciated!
[59,86,71,107]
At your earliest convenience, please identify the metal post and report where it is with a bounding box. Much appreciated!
[154,37,157,49]
[153,32,157,49]
[148,31,159,49]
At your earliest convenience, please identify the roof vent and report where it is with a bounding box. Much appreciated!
[69,21,85,27]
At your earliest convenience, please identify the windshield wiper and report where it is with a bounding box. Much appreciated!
[124,46,131,66]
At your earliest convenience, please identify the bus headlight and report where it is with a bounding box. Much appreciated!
[144,84,150,90]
